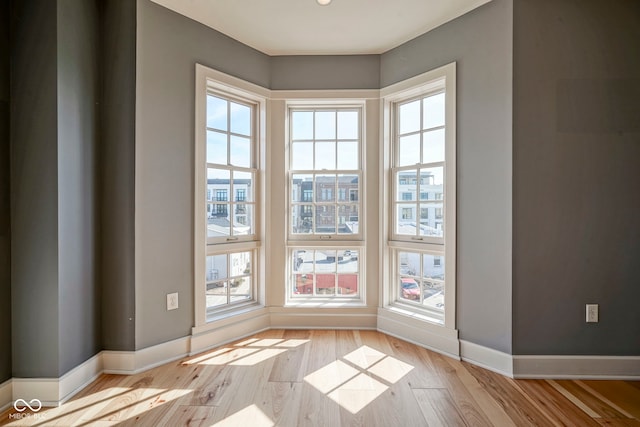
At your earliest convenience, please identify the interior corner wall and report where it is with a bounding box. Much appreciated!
[512,0,640,355]
[10,0,61,377]
[381,0,514,354]
[57,0,102,375]
[101,0,137,352]
[0,0,11,384]
[134,0,270,349]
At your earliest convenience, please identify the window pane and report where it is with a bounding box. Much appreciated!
[294,273,313,295]
[293,249,313,272]
[399,99,420,134]
[206,254,228,281]
[337,111,358,139]
[422,92,445,129]
[206,281,227,308]
[315,111,336,139]
[316,274,335,295]
[420,166,444,187]
[208,204,230,238]
[399,277,420,302]
[230,251,251,277]
[315,205,336,234]
[292,174,313,202]
[418,202,443,237]
[315,141,336,170]
[230,135,251,168]
[230,102,251,136]
[233,171,253,202]
[292,205,313,234]
[399,134,420,166]
[337,250,358,273]
[399,252,420,276]
[338,274,358,295]
[316,174,336,202]
[292,142,314,170]
[396,170,417,201]
[207,95,227,131]
[233,204,253,235]
[230,276,251,303]
[422,129,445,164]
[337,141,358,170]
[338,205,358,235]
[396,204,417,235]
[292,111,313,140]
[206,130,227,165]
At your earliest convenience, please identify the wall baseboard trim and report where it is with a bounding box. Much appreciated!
[3,315,640,410]
[513,355,640,380]
[460,340,513,377]
[377,308,460,358]
[10,352,103,408]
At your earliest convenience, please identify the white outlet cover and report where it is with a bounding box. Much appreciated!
[167,292,179,311]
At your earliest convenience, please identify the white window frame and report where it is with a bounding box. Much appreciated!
[194,64,268,328]
[382,62,456,328]
[285,100,367,304]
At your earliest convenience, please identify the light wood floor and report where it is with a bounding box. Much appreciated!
[2,330,639,426]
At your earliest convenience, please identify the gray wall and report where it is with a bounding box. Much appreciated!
[382,0,514,353]
[270,55,380,90]
[11,0,61,377]
[10,0,102,377]
[57,0,102,374]
[0,0,11,383]
[135,0,270,349]
[512,0,640,355]
[101,0,137,352]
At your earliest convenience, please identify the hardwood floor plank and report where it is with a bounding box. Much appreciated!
[515,379,602,426]
[580,381,640,420]
[413,388,467,426]
[268,329,311,383]
[463,362,559,426]
[552,380,628,419]
[597,419,640,427]
[428,353,494,426]
[385,335,448,389]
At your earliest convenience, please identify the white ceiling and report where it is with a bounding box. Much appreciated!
[150,0,492,55]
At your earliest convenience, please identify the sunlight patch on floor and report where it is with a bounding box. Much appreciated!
[213,404,274,427]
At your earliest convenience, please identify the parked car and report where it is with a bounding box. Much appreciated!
[400,278,420,300]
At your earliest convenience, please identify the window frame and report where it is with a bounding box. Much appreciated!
[382,62,456,328]
[285,101,366,304]
[194,65,268,327]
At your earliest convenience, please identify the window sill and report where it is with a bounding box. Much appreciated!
[285,298,366,309]
[385,302,445,326]
[193,302,267,336]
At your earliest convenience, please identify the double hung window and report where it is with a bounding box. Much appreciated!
[288,106,364,301]
[385,63,456,326]
[195,66,266,324]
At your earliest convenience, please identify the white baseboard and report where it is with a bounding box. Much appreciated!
[513,355,640,379]
[460,340,513,377]
[269,310,377,331]
[377,307,460,358]
[11,352,103,408]
[191,309,271,355]
[103,336,191,375]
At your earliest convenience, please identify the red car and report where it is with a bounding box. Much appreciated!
[400,278,420,300]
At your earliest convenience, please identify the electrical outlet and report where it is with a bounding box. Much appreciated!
[586,304,598,323]
[167,292,179,311]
